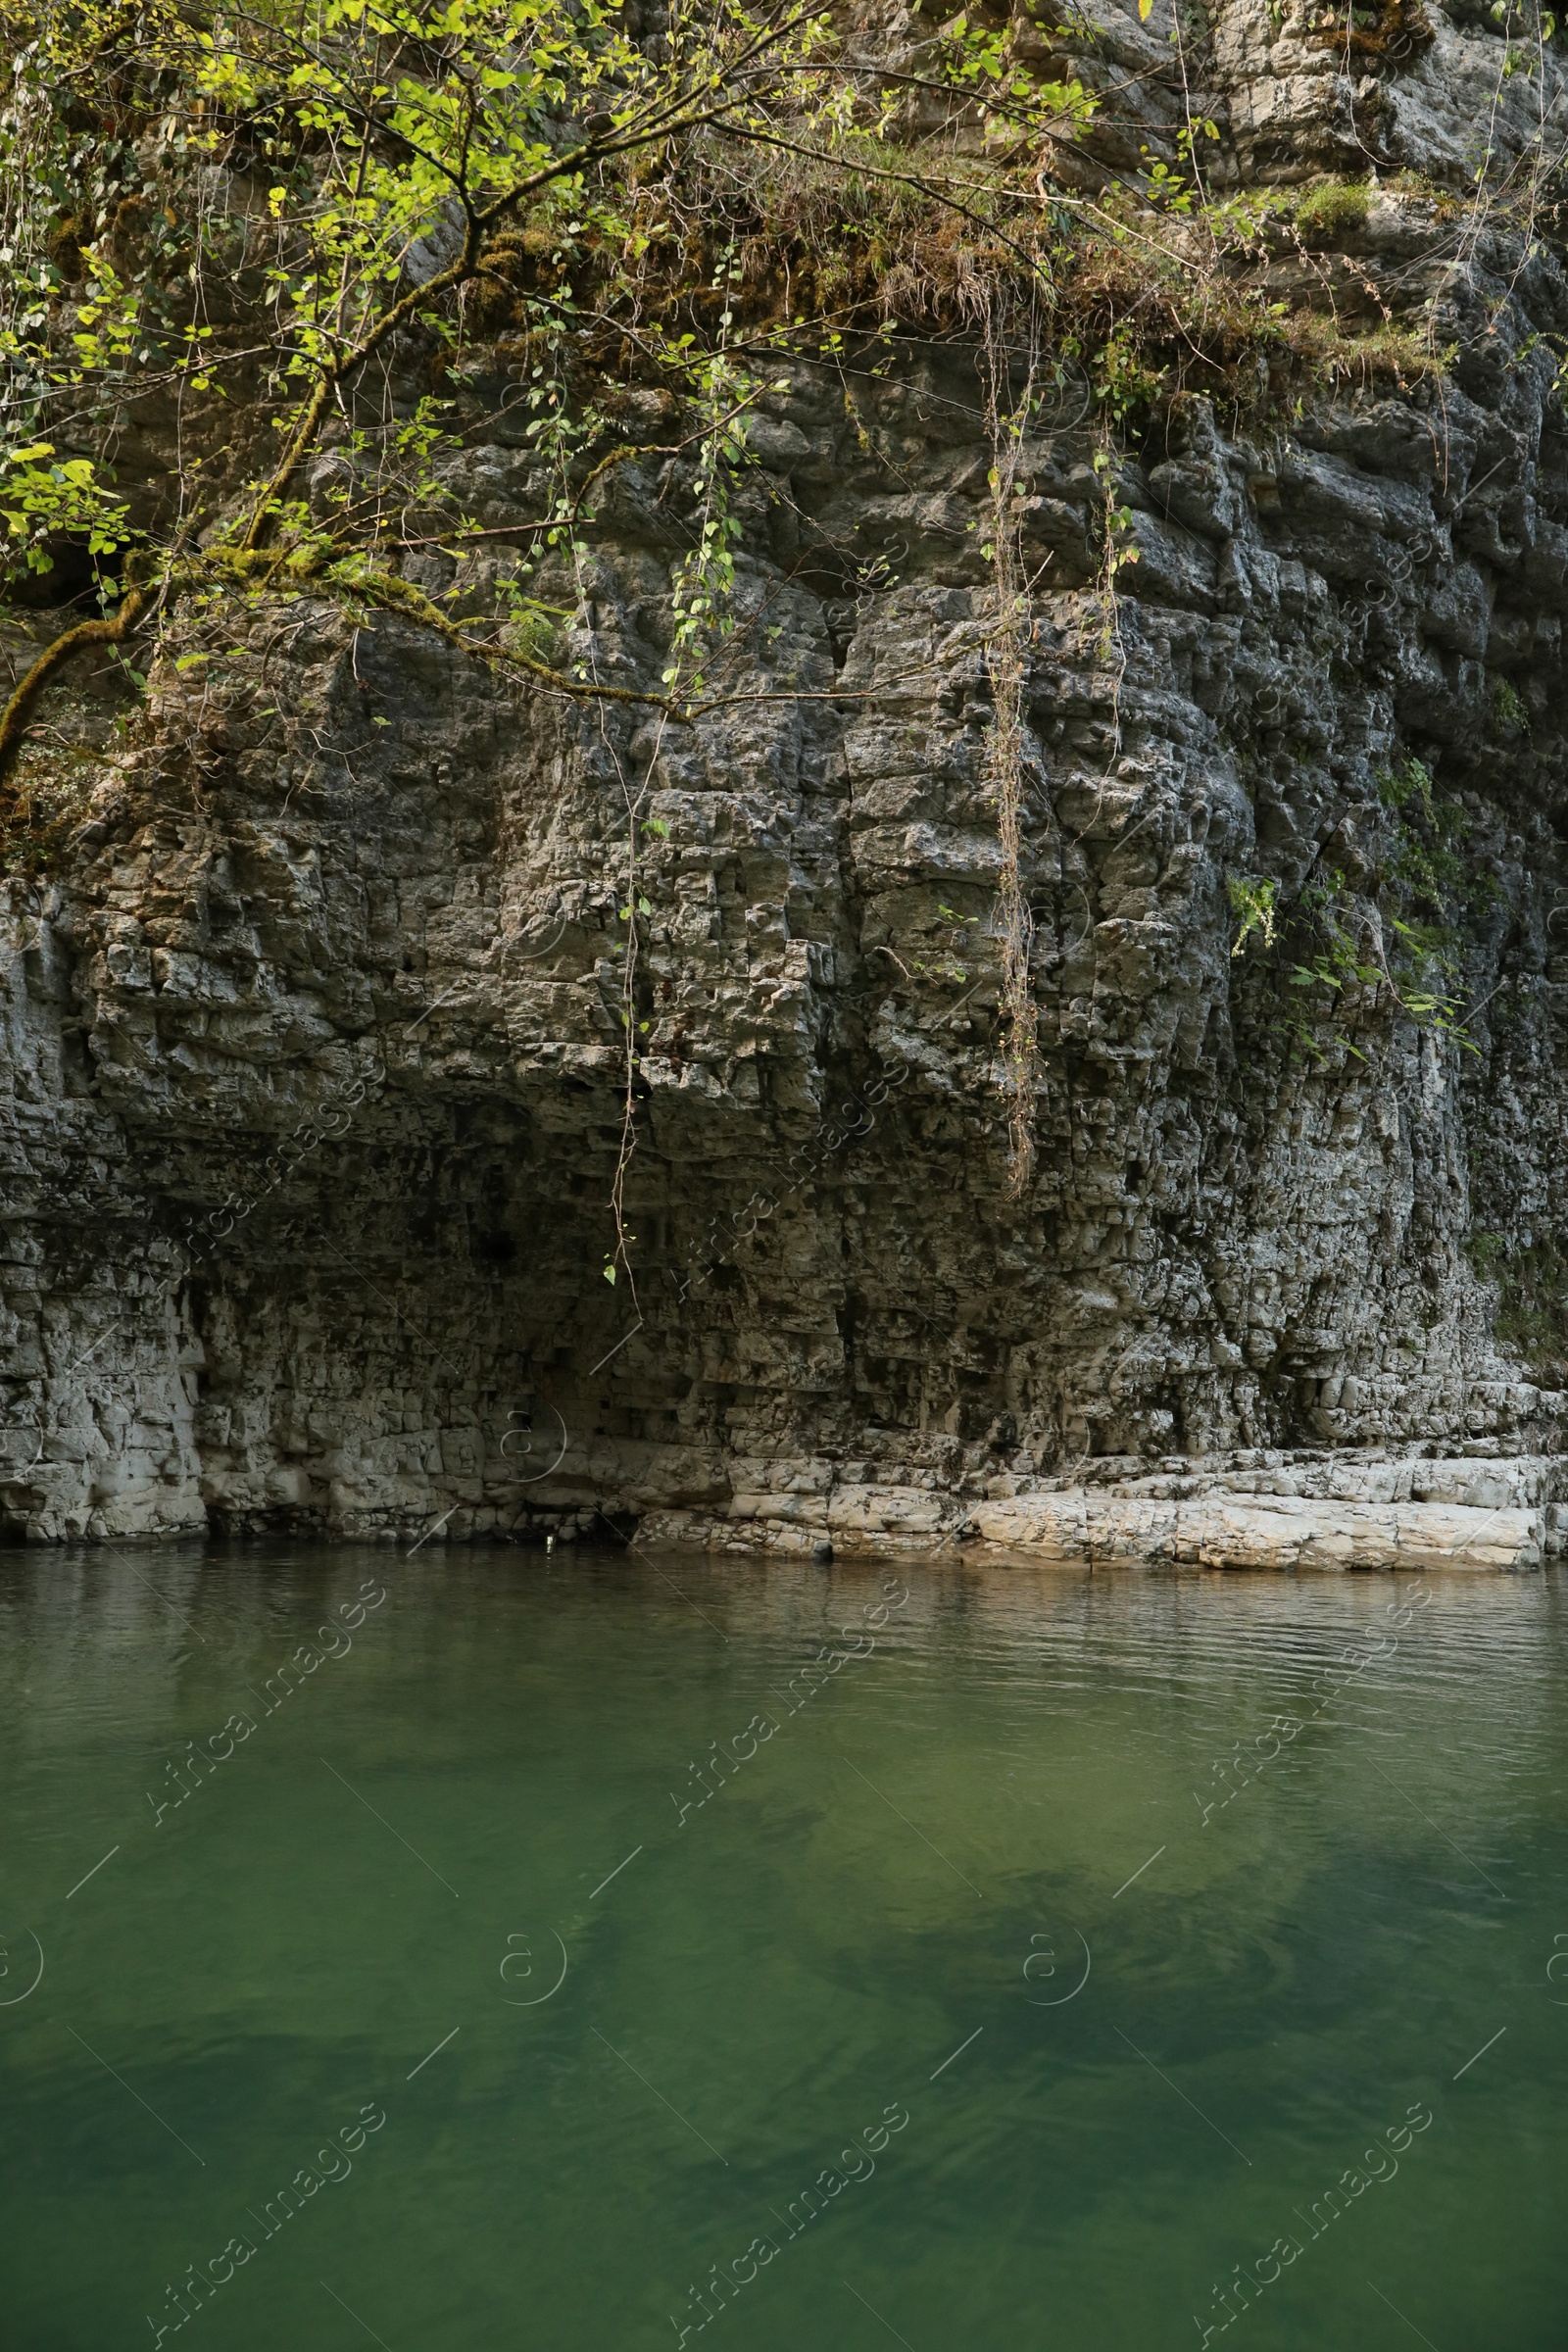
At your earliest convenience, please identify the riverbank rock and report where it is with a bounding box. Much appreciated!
[3,0,1568,1573]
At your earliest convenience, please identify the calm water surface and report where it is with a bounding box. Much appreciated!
[1,1543,1564,2351]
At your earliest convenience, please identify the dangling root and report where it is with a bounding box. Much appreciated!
[982,303,1039,1200]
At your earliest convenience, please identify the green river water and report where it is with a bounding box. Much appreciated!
[0,1542,1564,2350]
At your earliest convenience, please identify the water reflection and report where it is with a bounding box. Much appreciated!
[0,1543,1563,2348]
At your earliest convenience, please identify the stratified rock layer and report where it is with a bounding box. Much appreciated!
[4,0,1568,1566]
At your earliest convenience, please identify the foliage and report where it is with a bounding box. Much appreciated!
[1466,1230,1568,1384]
[1463,1229,1507,1279]
[1227,873,1279,957]
[1492,674,1530,733]
[1293,180,1371,245]
[0,0,1478,787]
[1237,760,1494,1065]
[0,739,102,876]
[0,0,1119,761]
[0,441,132,584]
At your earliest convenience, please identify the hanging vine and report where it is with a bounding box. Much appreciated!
[982,297,1040,1200]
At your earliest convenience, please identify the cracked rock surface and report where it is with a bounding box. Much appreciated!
[4,0,1568,1568]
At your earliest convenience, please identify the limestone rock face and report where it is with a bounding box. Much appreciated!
[4,0,1568,1564]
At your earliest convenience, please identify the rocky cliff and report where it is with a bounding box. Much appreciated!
[5,0,1568,1567]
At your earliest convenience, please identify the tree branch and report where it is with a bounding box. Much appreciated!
[0,586,150,802]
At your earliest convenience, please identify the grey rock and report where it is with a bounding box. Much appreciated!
[4,9,1568,1567]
